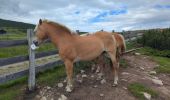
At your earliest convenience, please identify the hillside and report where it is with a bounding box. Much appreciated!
[0,18,35,29]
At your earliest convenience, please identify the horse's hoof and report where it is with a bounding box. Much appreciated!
[66,85,73,92]
[112,83,118,87]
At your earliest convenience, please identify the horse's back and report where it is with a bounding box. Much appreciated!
[94,31,116,50]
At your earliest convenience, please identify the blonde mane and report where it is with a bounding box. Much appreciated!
[42,19,72,34]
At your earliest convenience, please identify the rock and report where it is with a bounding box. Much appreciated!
[100,79,106,84]
[149,71,156,75]
[96,66,100,73]
[77,79,83,83]
[143,92,151,100]
[82,74,87,78]
[123,87,127,90]
[63,79,67,83]
[47,86,51,90]
[51,98,54,100]
[97,73,103,79]
[58,83,64,88]
[41,96,47,100]
[80,70,85,73]
[91,75,94,78]
[135,52,141,55]
[91,64,96,72]
[121,72,129,75]
[58,94,67,100]
[155,64,159,67]
[140,67,144,70]
[100,93,104,97]
[152,79,163,86]
[93,85,98,88]
[121,79,127,81]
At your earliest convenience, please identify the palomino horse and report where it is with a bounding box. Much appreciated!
[33,19,118,92]
[87,32,126,73]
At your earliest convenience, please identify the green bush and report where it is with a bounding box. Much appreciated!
[137,28,170,50]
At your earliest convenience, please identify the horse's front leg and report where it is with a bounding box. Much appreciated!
[64,59,74,92]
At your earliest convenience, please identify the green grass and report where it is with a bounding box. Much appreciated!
[137,47,170,74]
[128,83,158,100]
[137,47,170,58]
[153,56,170,73]
[120,59,128,68]
[0,61,92,100]
[0,43,55,58]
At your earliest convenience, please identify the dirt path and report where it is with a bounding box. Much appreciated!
[26,53,170,100]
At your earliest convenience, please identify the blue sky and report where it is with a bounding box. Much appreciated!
[0,0,170,32]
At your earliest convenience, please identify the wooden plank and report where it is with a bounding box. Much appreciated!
[0,50,58,67]
[0,60,63,84]
[27,29,36,91]
[0,39,28,48]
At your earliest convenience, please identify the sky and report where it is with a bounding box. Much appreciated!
[0,0,170,32]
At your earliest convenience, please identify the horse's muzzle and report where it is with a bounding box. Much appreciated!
[33,40,39,46]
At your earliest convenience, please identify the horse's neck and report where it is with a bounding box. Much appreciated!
[47,29,74,49]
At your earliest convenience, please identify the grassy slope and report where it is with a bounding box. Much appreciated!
[128,83,158,100]
[0,43,56,58]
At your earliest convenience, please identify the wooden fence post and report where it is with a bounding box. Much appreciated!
[27,29,36,91]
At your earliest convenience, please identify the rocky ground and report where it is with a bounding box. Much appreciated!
[24,53,170,100]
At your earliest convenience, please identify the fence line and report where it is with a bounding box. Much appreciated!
[0,29,143,91]
[0,50,58,66]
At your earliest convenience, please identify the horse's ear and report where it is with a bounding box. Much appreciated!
[39,19,42,25]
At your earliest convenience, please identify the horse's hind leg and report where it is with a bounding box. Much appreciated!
[64,59,74,92]
[108,51,119,86]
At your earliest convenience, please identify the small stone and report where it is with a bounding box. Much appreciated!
[140,67,144,70]
[135,52,141,55]
[77,79,83,83]
[93,85,98,88]
[123,87,127,90]
[155,65,159,67]
[41,96,47,100]
[82,74,87,78]
[143,92,151,100]
[149,71,156,75]
[51,98,54,100]
[58,94,67,100]
[80,70,85,73]
[47,86,51,90]
[97,73,103,79]
[100,93,104,97]
[121,79,127,81]
[63,79,67,83]
[100,79,106,84]
[152,79,163,86]
[121,72,129,75]
[58,83,64,88]
[91,75,94,78]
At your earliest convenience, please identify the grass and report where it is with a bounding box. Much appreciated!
[153,56,170,73]
[128,83,158,100]
[0,43,55,58]
[136,47,170,74]
[120,59,128,68]
[0,61,92,100]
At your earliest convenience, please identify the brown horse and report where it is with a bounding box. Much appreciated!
[113,33,126,61]
[33,19,118,92]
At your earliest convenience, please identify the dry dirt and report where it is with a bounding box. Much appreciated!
[23,53,170,100]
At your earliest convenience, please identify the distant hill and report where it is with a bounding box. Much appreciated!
[0,18,35,29]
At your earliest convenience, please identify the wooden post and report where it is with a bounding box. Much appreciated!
[27,29,36,91]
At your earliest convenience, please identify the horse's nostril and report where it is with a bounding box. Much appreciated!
[33,40,39,46]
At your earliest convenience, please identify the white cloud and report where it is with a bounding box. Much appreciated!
[0,0,170,32]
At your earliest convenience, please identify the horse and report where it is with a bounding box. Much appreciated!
[82,32,126,73]
[33,19,118,92]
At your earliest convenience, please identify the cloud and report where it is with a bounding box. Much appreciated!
[0,0,170,32]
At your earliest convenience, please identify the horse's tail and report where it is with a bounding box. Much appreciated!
[119,34,126,54]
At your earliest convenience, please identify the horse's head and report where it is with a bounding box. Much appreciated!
[33,19,48,46]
